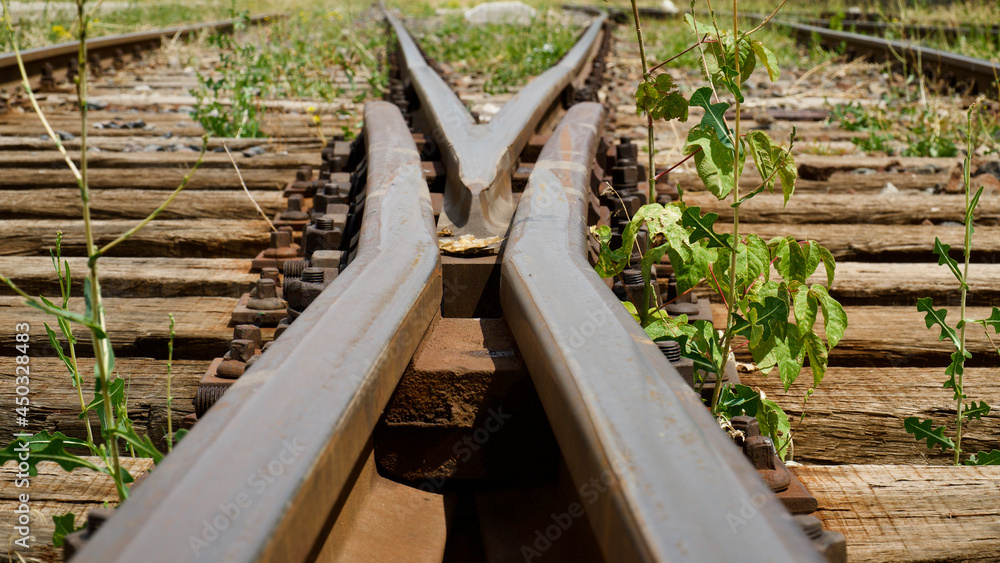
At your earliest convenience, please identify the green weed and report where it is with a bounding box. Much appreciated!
[415,12,579,94]
[904,101,1000,466]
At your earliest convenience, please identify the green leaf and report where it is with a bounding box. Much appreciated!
[0,431,103,476]
[689,87,732,148]
[759,398,791,460]
[746,296,788,347]
[803,331,828,389]
[974,307,1000,333]
[916,297,960,350]
[793,287,818,337]
[745,130,796,204]
[718,384,762,417]
[943,349,972,400]
[964,400,991,420]
[684,125,744,199]
[52,513,85,547]
[812,285,847,348]
[645,314,696,342]
[111,420,164,464]
[818,245,836,288]
[635,73,689,122]
[683,13,717,37]
[966,186,984,229]
[903,417,955,451]
[682,320,725,376]
[932,238,965,287]
[682,206,733,250]
[751,40,780,82]
[84,378,126,432]
[44,323,81,387]
[24,297,106,338]
[965,450,1000,465]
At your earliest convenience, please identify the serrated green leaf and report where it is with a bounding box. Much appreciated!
[932,238,965,287]
[759,398,791,460]
[85,378,126,431]
[964,400,991,420]
[794,288,818,336]
[903,417,955,451]
[803,331,828,388]
[684,125,744,199]
[682,206,733,250]
[916,297,960,350]
[718,383,762,417]
[965,450,1000,465]
[635,74,689,122]
[746,295,789,347]
[0,431,103,477]
[745,130,796,204]
[689,87,732,148]
[684,13,717,37]
[52,513,85,547]
[751,40,780,82]
[818,245,836,288]
[974,307,1000,333]
[812,284,847,348]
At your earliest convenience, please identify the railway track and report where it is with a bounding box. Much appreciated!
[2,3,1000,562]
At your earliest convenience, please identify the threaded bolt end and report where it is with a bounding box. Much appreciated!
[622,269,644,285]
[657,340,682,363]
[283,259,308,279]
[301,267,325,283]
[315,218,335,231]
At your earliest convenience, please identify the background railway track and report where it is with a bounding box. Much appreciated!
[1,2,1000,562]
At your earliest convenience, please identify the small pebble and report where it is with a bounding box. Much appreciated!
[56,131,74,141]
[242,145,267,157]
[143,144,163,152]
[852,168,877,175]
[122,142,142,153]
[86,101,108,110]
[878,182,899,195]
[161,131,174,139]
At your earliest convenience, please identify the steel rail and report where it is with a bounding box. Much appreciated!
[773,19,1000,93]
[75,102,441,562]
[500,101,822,562]
[382,3,607,238]
[0,14,278,86]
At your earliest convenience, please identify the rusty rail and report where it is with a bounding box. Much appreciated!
[0,14,279,86]
[500,102,823,562]
[382,2,606,238]
[773,19,1000,94]
[75,102,440,561]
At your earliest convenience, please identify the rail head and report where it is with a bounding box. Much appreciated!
[75,101,440,562]
[500,102,823,562]
[382,3,606,238]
